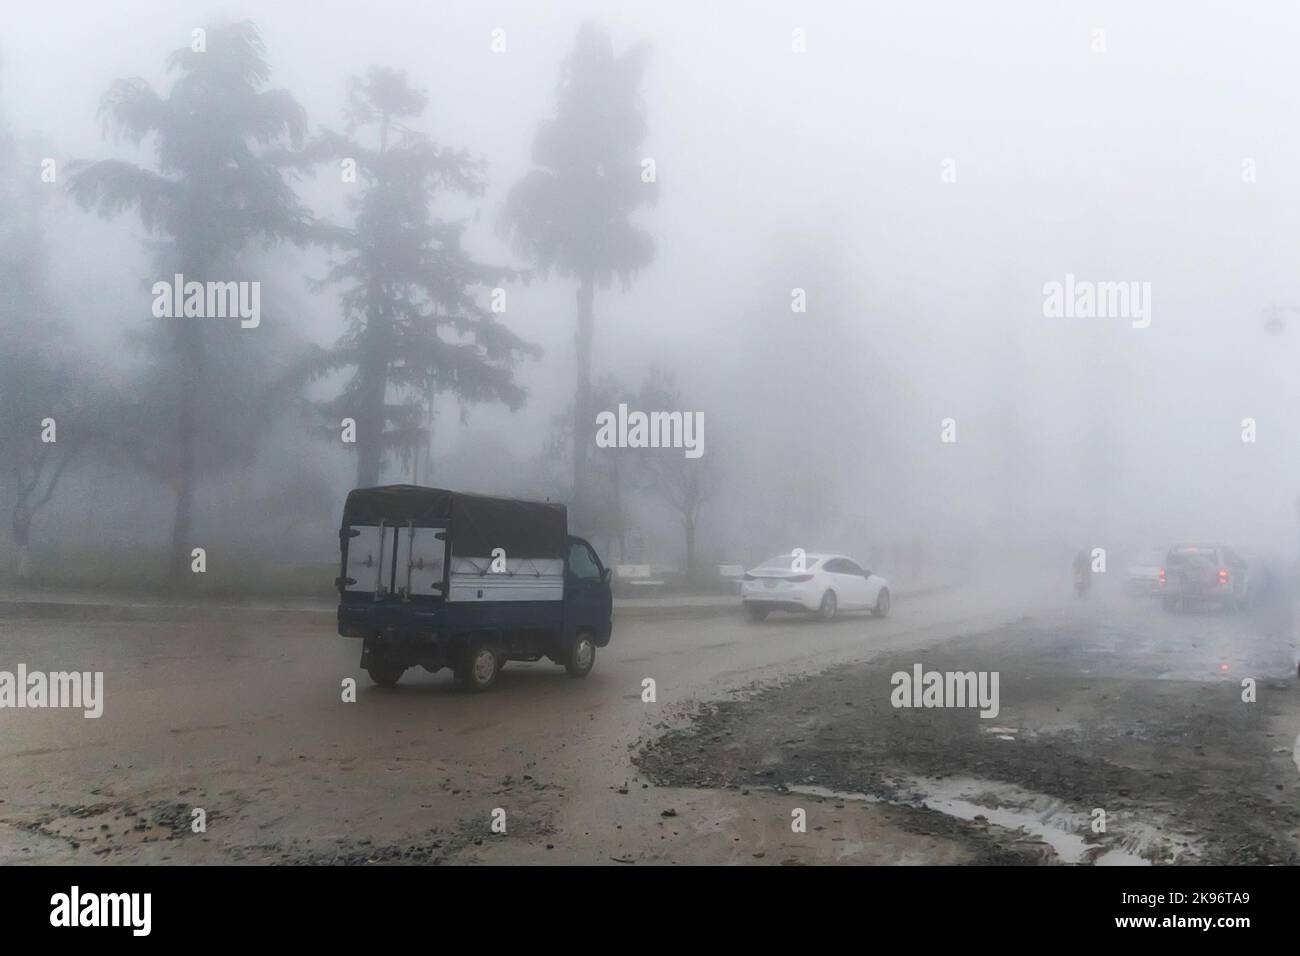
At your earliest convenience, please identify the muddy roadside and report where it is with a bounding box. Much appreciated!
[635,617,1300,865]
[0,585,1066,866]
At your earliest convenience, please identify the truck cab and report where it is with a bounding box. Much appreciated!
[336,485,612,691]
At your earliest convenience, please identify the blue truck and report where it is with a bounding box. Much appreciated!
[336,485,613,691]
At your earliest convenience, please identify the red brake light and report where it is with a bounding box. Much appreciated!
[1218,568,1229,584]
[1158,567,1166,584]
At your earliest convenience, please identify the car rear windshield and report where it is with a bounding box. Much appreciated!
[1167,547,1218,565]
[756,553,819,571]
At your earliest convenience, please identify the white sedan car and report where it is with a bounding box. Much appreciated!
[740,552,890,622]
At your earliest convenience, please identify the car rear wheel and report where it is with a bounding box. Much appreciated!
[565,632,596,677]
[745,603,769,622]
[817,590,838,621]
[874,588,891,618]
[455,640,501,692]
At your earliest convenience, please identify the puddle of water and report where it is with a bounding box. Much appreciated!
[789,777,1196,865]
[790,783,884,804]
[981,724,1053,741]
[921,789,1103,863]
[789,783,1108,860]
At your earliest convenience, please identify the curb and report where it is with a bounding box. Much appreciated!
[0,600,338,627]
[0,599,730,627]
[0,585,955,627]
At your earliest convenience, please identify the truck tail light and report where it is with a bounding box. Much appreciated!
[1158,567,1166,585]
[1218,568,1229,585]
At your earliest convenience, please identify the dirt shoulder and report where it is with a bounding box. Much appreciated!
[635,612,1300,865]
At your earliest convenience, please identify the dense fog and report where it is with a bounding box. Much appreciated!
[3,0,1299,595]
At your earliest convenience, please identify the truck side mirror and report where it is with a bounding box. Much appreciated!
[601,567,612,584]
[340,528,361,539]
[334,576,356,592]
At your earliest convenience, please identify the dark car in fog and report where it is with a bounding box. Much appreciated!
[1159,544,1250,612]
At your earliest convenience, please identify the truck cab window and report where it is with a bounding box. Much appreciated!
[567,541,602,581]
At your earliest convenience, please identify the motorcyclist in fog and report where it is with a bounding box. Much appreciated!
[1073,548,1091,596]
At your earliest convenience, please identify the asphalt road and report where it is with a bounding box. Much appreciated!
[1,578,1297,864]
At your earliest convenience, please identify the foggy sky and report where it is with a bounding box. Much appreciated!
[5,0,1300,569]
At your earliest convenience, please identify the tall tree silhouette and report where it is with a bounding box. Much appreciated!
[635,368,718,579]
[0,78,84,578]
[68,21,312,584]
[500,22,656,525]
[300,67,538,487]
[540,373,633,560]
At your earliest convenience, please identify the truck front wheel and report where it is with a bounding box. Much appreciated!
[455,640,501,692]
[566,633,596,677]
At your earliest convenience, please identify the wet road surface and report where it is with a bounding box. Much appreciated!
[2,578,1296,864]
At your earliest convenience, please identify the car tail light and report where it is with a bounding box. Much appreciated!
[788,574,813,583]
[1218,568,1229,585]
[743,572,754,581]
[1158,567,1166,585]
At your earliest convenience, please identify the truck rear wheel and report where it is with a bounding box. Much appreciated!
[455,640,500,692]
[366,662,405,687]
[565,633,596,677]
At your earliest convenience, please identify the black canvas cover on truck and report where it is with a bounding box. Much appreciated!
[342,485,567,559]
